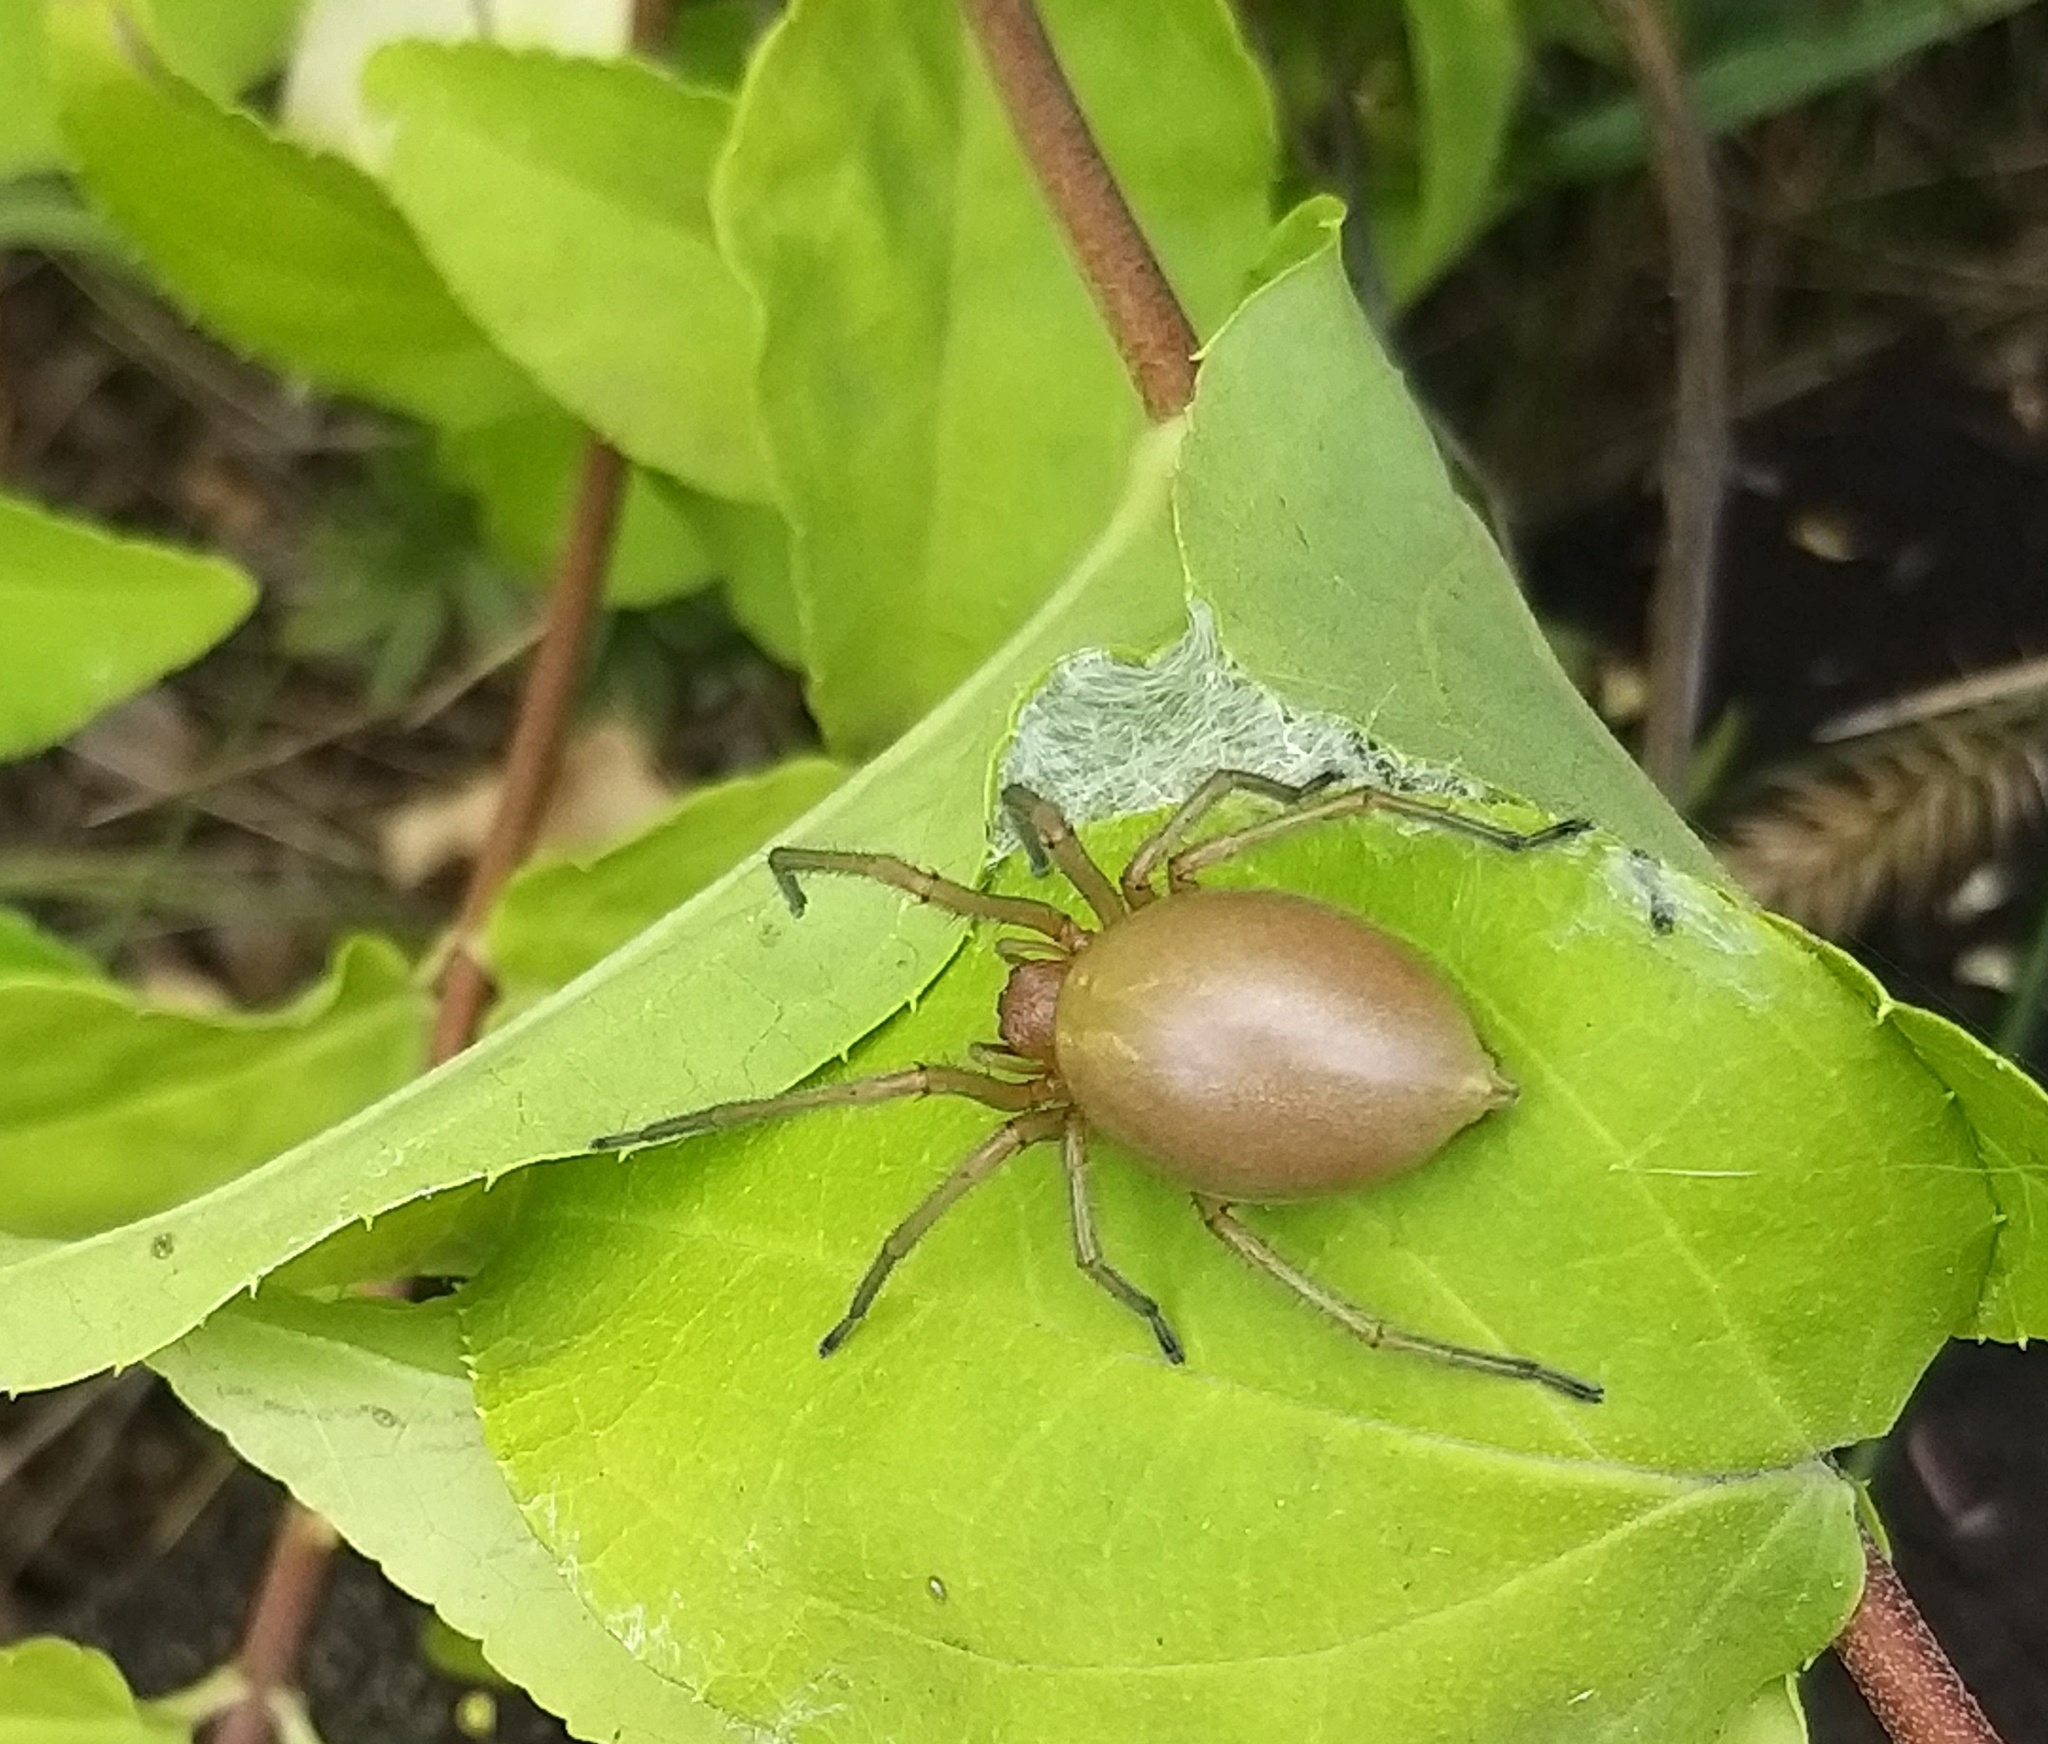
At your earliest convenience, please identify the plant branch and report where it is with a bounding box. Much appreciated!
[1835,1529,2005,1744]
[1590,0,1730,799]
[430,440,626,1060]
[957,0,1199,421]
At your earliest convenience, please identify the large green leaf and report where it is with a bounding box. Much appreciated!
[463,803,1934,1742]
[49,0,705,608]
[151,1295,740,1744]
[0,490,254,761]
[0,935,428,1239]
[0,422,1186,1391]
[716,0,1273,750]
[0,1639,186,1744]
[450,237,2041,1744]
[367,43,771,503]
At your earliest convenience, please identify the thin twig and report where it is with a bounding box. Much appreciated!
[429,441,624,1060]
[1835,1530,2005,1744]
[956,0,1199,421]
[1590,0,1730,798]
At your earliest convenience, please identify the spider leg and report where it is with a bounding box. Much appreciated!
[767,847,1085,948]
[820,1106,1068,1356]
[1121,769,1337,906]
[1192,1196,1602,1403]
[1000,785,1124,926]
[591,1064,1047,1151]
[1061,1115,1183,1362]
[1166,786,1590,888]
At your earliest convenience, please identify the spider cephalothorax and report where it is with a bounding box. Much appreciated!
[595,770,1598,1402]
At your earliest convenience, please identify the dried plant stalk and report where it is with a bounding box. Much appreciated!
[1721,711,2048,938]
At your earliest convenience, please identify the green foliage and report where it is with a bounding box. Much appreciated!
[1180,213,1701,872]
[0,1638,186,1744]
[1527,0,2042,187]
[487,755,847,1004]
[49,0,710,608]
[717,0,1274,751]
[0,490,254,760]
[0,424,1186,1393]
[5,5,2046,1738]
[1374,0,1523,300]
[0,910,100,980]
[367,43,771,503]
[0,935,428,1239]
[468,805,1920,1742]
[150,1295,760,1744]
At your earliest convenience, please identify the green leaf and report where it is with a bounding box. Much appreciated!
[0,1638,185,1744]
[1715,1680,1806,1744]
[1179,224,1707,873]
[689,491,799,666]
[368,43,771,502]
[0,490,254,761]
[0,174,133,257]
[670,0,756,90]
[149,1295,739,1744]
[1376,0,1523,301]
[0,935,428,1239]
[148,0,304,100]
[0,422,1185,1391]
[431,412,719,609]
[1529,0,2039,188]
[0,910,99,981]
[464,801,1933,1741]
[50,0,536,432]
[487,755,847,1004]
[716,0,1274,751]
[0,0,63,177]
[445,229,2031,1744]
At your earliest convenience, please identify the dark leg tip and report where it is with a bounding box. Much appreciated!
[1153,1320,1187,1365]
[817,1320,856,1358]
[766,850,808,918]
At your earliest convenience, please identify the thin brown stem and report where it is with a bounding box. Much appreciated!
[430,441,626,1062]
[1835,1529,2004,1744]
[1591,0,1730,799]
[208,1508,339,1744]
[956,0,1199,421]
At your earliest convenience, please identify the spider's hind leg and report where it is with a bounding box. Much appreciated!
[820,1105,1067,1356]
[1063,1116,1183,1362]
[1192,1195,1601,1403]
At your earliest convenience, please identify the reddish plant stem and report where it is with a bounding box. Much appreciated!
[956,0,1199,422]
[430,440,626,1060]
[1590,0,1729,800]
[1836,1529,2004,1744]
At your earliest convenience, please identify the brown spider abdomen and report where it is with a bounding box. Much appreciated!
[1053,887,1511,1201]
[997,957,1068,1063]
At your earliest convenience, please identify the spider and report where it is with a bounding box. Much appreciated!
[593,770,1601,1403]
